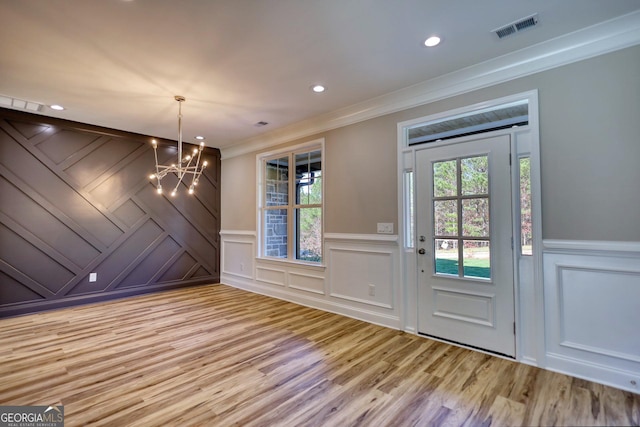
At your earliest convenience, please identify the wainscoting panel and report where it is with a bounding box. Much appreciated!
[0,108,221,317]
[328,248,394,309]
[256,266,286,287]
[220,231,255,281]
[289,271,325,295]
[220,231,401,328]
[543,240,640,393]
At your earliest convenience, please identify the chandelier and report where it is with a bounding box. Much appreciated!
[149,95,207,196]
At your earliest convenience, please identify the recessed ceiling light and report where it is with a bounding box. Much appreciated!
[424,36,441,47]
[50,104,65,111]
[195,136,205,140]
[311,84,325,93]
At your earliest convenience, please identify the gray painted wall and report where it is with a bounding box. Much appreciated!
[222,45,640,241]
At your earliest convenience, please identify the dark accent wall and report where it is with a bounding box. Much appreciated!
[0,108,221,317]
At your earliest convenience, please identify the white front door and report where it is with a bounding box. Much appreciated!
[416,135,515,357]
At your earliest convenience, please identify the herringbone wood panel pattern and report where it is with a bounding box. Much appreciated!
[1,284,638,426]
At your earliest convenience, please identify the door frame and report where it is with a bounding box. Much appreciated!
[396,90,544,364]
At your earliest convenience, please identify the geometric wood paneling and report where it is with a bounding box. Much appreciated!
[0,107,220,317]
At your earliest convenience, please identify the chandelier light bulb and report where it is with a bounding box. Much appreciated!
[203,161,208,167]
[188,186,195,194]
[149,174,156,179]
[156,185,162,194]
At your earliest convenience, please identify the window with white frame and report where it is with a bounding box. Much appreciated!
[259,142,323,263]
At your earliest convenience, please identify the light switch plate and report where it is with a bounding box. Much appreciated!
[377,223,393,234]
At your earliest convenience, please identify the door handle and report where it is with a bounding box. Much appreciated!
[418,248,426,255]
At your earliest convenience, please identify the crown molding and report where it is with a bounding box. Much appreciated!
[220,10,640,159]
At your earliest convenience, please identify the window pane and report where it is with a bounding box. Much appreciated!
[404,171,415,248]
[461,156,488,195]
[265,209,288,258]
[266,157,288,206]
[296,207,322,262]
[435,239,458,276]
[462,198,489,237]
[433,160,457,197]
[463,240,490,279]
[434,200,458,236]
[520,157,532,256]
[296,150,322,205]
[296,172,322,205]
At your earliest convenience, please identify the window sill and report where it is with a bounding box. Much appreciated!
[256,257,326,271]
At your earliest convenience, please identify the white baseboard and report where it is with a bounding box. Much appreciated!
[221,274,401,330]
[546,352,640,394]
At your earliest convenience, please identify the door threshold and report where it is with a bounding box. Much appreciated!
[418,332,515,360]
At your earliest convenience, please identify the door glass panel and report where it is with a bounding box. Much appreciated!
[434,200,458,236]
[433,160,457,197]
[462,198,489,237]
[432,154,491,279]
[435,239,458,276]
[463,240,490,279]
[461,156,488,195]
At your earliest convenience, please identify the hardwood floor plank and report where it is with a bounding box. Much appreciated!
[1,283,638,426]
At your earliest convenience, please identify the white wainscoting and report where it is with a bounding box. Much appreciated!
[543,240,640,394]
[220,230,255,280]
[219,230,401,329]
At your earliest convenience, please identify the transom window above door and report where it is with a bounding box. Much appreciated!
[408,100,529,146]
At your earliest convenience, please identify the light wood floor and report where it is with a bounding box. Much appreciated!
[1,284,638,427]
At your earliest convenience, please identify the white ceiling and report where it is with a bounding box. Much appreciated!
[1,0,639,149]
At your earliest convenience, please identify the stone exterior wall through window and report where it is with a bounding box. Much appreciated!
[265,163,288,258]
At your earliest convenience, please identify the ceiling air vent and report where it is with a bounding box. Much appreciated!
[493,13,539,39]
[0,95,43,112]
